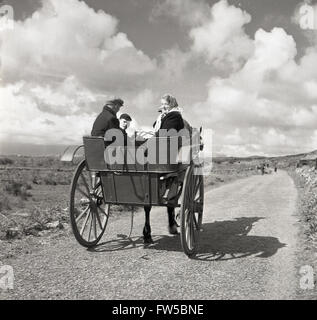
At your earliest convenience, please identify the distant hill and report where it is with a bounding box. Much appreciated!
[0,142,71,156]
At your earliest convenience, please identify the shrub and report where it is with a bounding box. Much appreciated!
[43,177,57,185]
[4,180,32,200]
[0,157,14,165]
[0,195,11,211]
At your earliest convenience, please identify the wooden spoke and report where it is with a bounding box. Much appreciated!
[80,211,91,236]
[192,213,198,229]
[95,209,103,230]
[93,211,97,240]
[75,205,90,223]
[97,205,109,217]
[80,173,90,193]
[88,213,93,242]
[193,177,201,198]
[76,186,90,199]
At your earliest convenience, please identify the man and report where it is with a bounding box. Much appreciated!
[119,113,132,132]
[119,113,132,146]
[91,98,124,137]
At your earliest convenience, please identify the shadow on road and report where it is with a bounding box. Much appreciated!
[88,233,145,252]
[89,217,286,261]
[194,217,286,261]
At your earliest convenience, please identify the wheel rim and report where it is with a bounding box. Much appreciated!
[182,165,204,252]
[71,161,109,244]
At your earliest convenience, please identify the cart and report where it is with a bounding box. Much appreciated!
[64,128,204,257]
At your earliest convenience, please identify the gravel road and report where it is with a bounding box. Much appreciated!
[0,170,300,299]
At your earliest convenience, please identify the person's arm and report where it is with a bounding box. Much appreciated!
[109,116,120,130]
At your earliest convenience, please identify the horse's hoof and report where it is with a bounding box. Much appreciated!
[143,235,154,244]
[168,223,179,235]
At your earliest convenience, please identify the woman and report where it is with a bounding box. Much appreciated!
[143,94,185,244]
[153,94,184,133]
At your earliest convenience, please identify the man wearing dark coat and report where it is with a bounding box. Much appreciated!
[91,98,124,137]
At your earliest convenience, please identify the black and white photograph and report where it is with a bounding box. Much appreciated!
[0,0,317,303]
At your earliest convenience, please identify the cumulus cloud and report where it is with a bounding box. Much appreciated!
[0,0,155,88]
[2,0,317,156]
[0,0,159,145]
[0,82,95,144]
[189,0,253,70]
[153,0,253,72]
[193,26,317,156]
[158,47,191,80]
[151,0,317,156]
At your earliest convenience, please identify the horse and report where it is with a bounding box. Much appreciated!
[143,205,178,244]
[141,125,203,244]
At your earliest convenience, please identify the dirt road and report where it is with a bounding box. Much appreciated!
[0,171,301,299]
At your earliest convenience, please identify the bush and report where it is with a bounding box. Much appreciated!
[4,180,32,200]
[0,157,14,165]
[0,195,11,211]
[43,177,57,185]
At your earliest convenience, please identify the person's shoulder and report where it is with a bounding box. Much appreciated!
[165,111,183,119]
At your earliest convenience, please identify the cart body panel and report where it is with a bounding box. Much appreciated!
[82,135,193,206]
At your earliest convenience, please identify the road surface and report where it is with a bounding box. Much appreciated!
[0,171,300,299]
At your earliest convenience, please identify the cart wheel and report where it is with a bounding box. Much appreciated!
[70,160,109,247]
[180,164,204,257]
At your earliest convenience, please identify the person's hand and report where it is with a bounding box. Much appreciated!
[136,130,154,140]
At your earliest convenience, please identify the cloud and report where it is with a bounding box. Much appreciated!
[158,47,191,80]
[0,0,156,89]
[0,82,95,144]
[153,0,253,72]
[1,0,317,157]
[192,26,317,156]
[189,0,253,70]
[130,88,156,111]
[151,0,210,26]
[0,0,161,145]
[150,0,317,155]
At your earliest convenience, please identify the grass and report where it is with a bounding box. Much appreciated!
[0,157,14,165]
[287,166,317,299]
[4,180,32,199]
[290,167,317,241]
[0,155,264,241]
[204,158,260,189]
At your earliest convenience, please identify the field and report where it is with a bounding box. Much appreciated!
[1,153,317,300]
[0,156,74,240]
[0,154,267,241]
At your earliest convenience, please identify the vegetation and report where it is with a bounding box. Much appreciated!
[0,157,14,165]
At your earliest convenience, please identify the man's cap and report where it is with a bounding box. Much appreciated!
[119,113,132,121]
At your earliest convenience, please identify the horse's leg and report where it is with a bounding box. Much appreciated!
[143,205,153,243]
[167,206,178,234]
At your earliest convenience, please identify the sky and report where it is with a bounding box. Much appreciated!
[1,0,317,156]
